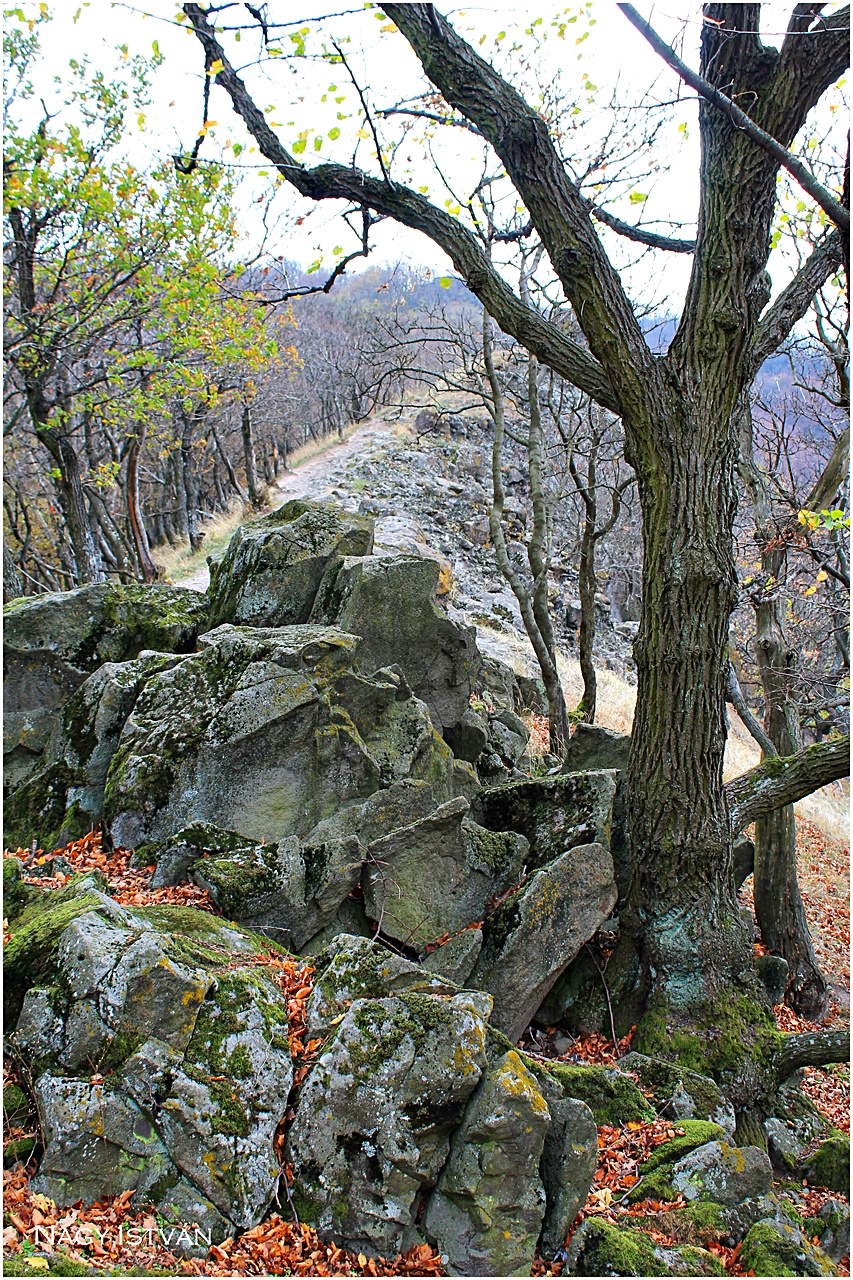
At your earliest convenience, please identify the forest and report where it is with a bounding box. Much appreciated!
[2,2,851,1277]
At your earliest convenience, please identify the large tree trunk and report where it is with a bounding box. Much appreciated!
[575,467,598,724]
[241,404,265,508]
[180,410,204,553]
[125,427,159,582]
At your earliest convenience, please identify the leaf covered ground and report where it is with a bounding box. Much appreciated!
[3,822,849,1277]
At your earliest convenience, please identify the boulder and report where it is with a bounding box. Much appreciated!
[206,499,374,629]
[8,878,297,1234]
[421,929,483,987]
[310,553,479,738]
[548,1062,655,1127]
[565,1219,725,1277]
[4,583,206,793]
[103,625,459,852]
[362,798,529,949]
[421,1050,550,1276]
[562,722,631,773]
[763,1117,805,1174]
[471,771,617,870]
[800,1135,850,1195]
[484,709,529,771]
[4,652,180,854]
[468,843,618,1041]
[619,1053,736,1139]
[740,1219,837,1277]
[474,655,522,713]
[670,1141,773,1207]
[816,1200,850,1263]
[538,1096,598,1257]
[286,989,492,1258]
[443,708,488,763]
[372,514,453,595]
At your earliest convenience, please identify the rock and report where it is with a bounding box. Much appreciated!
[103,624,458,852]
[485,709,529,770]
[286,990,492,1259]
[443,708,488,763]
[800,1136,850,1195]
[468,843,617,1042]
[548,1063,654,1126]
[11,880,296,1232]
[615,621,640,640]
[474,655,522,713]
[3,1083,29,1127]
[565,1218,725,1277]
[733,835,755,889]
[756,954,789,1006]
[206,499,373,629]
[817,1200,850,1263]
[149,821,260,887]
[464,514,491,547]
[538,1096,598,1258]
[4,583,206,792]
[562,723,631,773]
[372,515,453,595]
[304,934,460,1038]
[311,553,479,738]
[363,798,528,949]
[763,1117,805,1174]
[421,1050,550,1276]
[421,929,483,987]
[471,771,617,870]
[156,1179,234,1255]
[619,1053,736,1139]
[4,652,180,854]
[740,1219,837,1277]
[670,1141,773,1207]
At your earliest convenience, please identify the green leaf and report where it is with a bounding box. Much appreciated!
[439,277,453,288]
[628,191,647,204]
[293,138,307,154]
[314,136,323,151]
[332,245,342,255]
[328,126,340,140]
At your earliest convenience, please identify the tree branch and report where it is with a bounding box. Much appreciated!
[383,2,658,422]
[618,4,850,234]
[182,3,621,413]
[750,231,844,375]
[727,735,850,835]
[774,1029,850,1084]
[726,661,777,758]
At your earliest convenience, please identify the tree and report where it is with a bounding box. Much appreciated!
[181,2,850,1101]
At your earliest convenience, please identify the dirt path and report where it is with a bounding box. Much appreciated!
[176,419,396,592]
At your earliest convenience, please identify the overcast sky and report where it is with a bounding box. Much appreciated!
[20,2,847,317]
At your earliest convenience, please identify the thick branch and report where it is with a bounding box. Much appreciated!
[618,4,850,234]
[774,1029,850,1084]
[750,231,844,375]
[182,4,620,413]
[726,662,777,757]
[727,736,850,835]
[802,425,850,513]
[383,2,657,422]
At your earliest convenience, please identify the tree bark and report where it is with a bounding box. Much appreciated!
[727,737,851,834]
[125,427,159,582]
[241,404,265,508]
[773,1029,850,1085]
[179,409,204,554]
[35,425,104,585]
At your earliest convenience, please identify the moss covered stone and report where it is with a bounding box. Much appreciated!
[3,884,105,1023]
[801,1136,850,1195]
[549,1061,655,1125]
[565,1219,726,1276]
[740,1220,837,1277]
[641,1121,726,1174]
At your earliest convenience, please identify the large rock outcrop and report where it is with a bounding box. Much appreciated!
[4,583,207,796]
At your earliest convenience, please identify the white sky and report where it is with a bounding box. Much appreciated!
[16,1,848,318]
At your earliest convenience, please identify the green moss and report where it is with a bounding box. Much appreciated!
[226,1044,253,1079]
[635,992,781,1091]
[569,1220,668,1276]
[658,1201,730,1247]
[288,1187,321,1225]
[640,1120,725,1174]
[549,1062,655,1125]
[3,858,35,918]
[4,1083,30,1126]
[801,1135,850,1195]
[627,1165,678,1205]
[99,1029,144,1074]
[348,991,456,1078]
[3,889,103,1024]
[3,760,75,855]
[183,1067,249,1138]
[739,1222,821,1277]
[4,1137,36,1167]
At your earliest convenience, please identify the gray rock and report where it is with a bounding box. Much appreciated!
[421,929,483,987]
[741,1218,838,1277]
[619,1053,736,1139]
[206,499,374,629]
[104,624,457,851]
[155,1179,234,1253]
[818,1199,850,1263]
[304,934,460,1038]
[764,1117,805,1174]
[421,1049,550,1276]
[474,655,522,713]
[539,1096,598,1257]
[471,771,617,869]
[32,1075,176,1207]
[671,1141,773,1207]
[363,798,528,949]
[311,553,479,737]
[485,709,529,769]
[287,991,492,1258]
[469,843,617,1042]
[563,723,631,773]
[444,708,488,763]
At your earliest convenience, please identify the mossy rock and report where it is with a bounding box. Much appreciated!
[3,878,106,1024]
[640,1121,726,1175]
[800,1136,850,1195]
[4,1082,30,1126]
[4,1137,37,1168]
[657,1200,732,1247]
[3,857,35,918]
[565,1218,725,1276]
[740,1220,837,1276]
[620,1052,735,1134]
[548,1061,655,1125]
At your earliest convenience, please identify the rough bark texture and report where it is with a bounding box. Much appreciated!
[774,1029,851,1085]
[727,737,851,834]
[241,404,266,509]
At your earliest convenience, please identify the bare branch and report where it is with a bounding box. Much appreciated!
[726,735,850,835]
